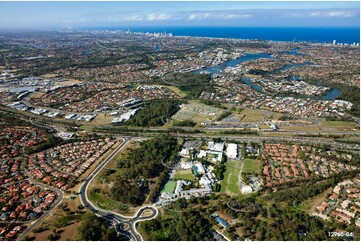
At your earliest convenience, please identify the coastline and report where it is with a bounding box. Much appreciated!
[79,26,361,45]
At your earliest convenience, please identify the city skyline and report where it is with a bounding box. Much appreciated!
[0,1,360,29]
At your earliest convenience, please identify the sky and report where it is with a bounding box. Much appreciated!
[0,1,359,29]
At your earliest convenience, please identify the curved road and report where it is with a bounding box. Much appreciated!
[113,206,158,241]
[79,138,158,241]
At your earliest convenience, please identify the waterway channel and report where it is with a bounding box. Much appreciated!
[193,50,340,100]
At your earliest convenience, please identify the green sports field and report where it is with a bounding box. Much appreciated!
[161,180,177,193]
[173,169,196,181]
[242,158,262,174]
[220,159,241,196]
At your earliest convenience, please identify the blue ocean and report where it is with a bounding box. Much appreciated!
[94,26,360,44]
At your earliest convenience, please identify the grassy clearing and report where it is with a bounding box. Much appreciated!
[240,109,264,122]
[259,124,269,129]
[173,169,196,181]
[320,121,359,129]
[258,132,295,137]
[89,113,114,126]
[87,187,130,214]
[268,113,283,120]
[191,113,214,123]
[298,187,333,213]
[164,85,187,98]
[40,73,59,78]
[220,159,241,196]
[59,79,82,86]
[78,125,93,132]
[282,126,320,131]
[108,142,131,165]
[243,73,262,78]
[29,220,82,241]
[27,197,84,241]
[244,50,260,54]
[161,180,177,193]
[242,158,262,174]
[29,91,45,99]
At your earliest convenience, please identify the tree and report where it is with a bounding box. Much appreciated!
[141,208,213,241]
[110,135,179,205]
[47,234,60,241]
[101,228,118,241]
[214,183,221,192]
[77,213,120,241]
[126,100,182,127]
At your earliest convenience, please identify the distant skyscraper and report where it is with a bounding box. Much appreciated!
[332,40,337,45]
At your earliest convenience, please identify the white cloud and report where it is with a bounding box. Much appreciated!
[187,12,252,20]
[287,10,354,18]
[217,14,252,19]
[188,13,210,20]
[328,11,353,17]
[146,13,171,21]
[124,15,143,21]
[60,8,358,26]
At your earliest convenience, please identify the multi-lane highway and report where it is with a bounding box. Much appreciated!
[2,102,358,241]
[106,133,359,151]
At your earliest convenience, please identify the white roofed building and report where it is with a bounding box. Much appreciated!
[197,150,207,159]
[180,148,190,157]
[199,175,212,186]
[241,185,253,194]
[180,161,193,169]
[208,142,225,152]
[226,143,238,159]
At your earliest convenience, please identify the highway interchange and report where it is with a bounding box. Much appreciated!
[2,104,358,241]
